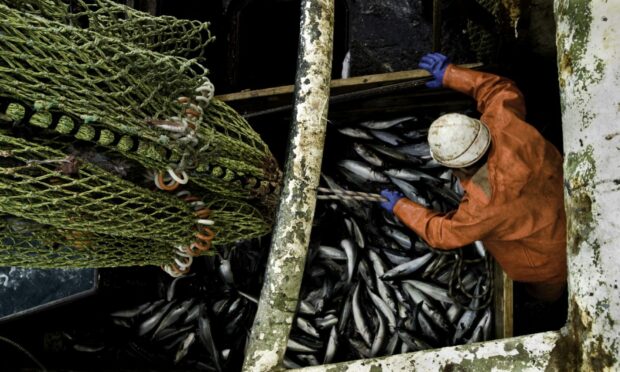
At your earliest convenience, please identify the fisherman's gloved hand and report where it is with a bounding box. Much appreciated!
[418,52,450,88]
[380,189,404,213]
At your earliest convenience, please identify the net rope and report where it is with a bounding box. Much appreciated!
[0,1,281,274]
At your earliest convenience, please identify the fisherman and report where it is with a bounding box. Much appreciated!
[380,52,567,304]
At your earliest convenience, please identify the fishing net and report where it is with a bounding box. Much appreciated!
[0,1,281,274]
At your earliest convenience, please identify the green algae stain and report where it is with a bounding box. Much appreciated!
[564,146,596,256]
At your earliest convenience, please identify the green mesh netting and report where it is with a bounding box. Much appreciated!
[0,1,281,271]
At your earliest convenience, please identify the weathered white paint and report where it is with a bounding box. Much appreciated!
[556,0,620,369]
[292,332,560,372]
[241,1,335,371]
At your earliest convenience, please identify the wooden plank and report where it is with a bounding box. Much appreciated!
[215,63,482,102]
[494,259,514,339]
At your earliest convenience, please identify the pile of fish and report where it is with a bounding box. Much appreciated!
[64,239,267,371]
[283,115,493,367]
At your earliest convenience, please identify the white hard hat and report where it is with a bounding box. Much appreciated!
[428,113,491,168]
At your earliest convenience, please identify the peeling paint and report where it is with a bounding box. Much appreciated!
[564,146,596,256]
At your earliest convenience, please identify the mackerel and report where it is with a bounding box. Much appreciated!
[345,216,365,249]
[337,126,374,139]
[296,317,320,338]
[405,279,452,304]
[381,253,433,280]
[389,176,431,207]
[324,326,338,364]
[381,226,412,249]
[370,308,387,357]
[338,160,390,183]
[370,129,408,146]
[396,142,431,157]
[359,116,416,130]
[352,142,384,167]
[352,284,372,346]
[341,238,357,283]
[318,245,347,261]
[367,288,397,331]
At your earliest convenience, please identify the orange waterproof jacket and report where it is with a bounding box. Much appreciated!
[393,65,566,284]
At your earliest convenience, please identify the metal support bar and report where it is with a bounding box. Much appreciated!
[291,331,560,371]
[241,0,335,371]
[556,0,620,368]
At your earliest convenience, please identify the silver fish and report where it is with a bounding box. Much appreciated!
[218,257,234,285]
[370,308,387,357]
[368,250,398,313]
[466,308,492,344]
[447,304,464,323]
[110,302,151,318]
[402,281,430,304]
[396,142,431,157]
[368,143,419,163]
[139,301,175,336]
[298,300,317,316]
[338,160,390,183]
[156,324,194,342]
[388,176,431,207]
[420,158,443,168]
[283,357,302,369]
[385,332,400,355]
[152,298,194,339]
[174,332,195,364]
[287,338,318,353]
[352,284,372,346]
[318,245,347,261]
[338,289,353,334]
[297,354,320,366]
[353,142,384,167]
[197,307,222,372]
[315,314,339,330]
[359,116,416,130]
[358,259,375,291]
[397,329,432,352]
[337,126,374,139]
[349,337,372,359]
[421,301,451,332]
[341,238,357,283]
[367,288,397,331]
[384,167,440,183]
[296,317,320,338]
[401,128,428,140]
[380,247,412,266]
[237,290,259,304]
[324,326,338,364]
[417,311,441,344]
[344,216,365,249]
[370,130,408,146]
[474,240,486,258]
[405,279,452,304]
[381,253,433,280]
[381,226,412,250]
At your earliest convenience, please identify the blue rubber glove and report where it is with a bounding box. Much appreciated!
[418,52,450,88]
[380,189,405,213]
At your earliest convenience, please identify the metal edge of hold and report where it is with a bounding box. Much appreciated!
[0,268,99,324]
[241,0,335,371]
